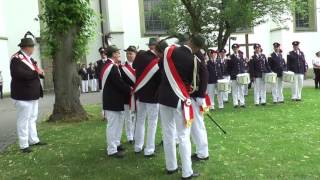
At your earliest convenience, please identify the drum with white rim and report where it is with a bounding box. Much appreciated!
[265,73,277,84]
[236,73,250,85]
[217,79,230,92]
[283,71,294,83]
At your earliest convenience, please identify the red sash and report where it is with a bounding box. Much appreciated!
[121,63,136,83]
[130,58,159,111]
[163,45,194,128]
[100,62,114,88]
[12,52,40,72]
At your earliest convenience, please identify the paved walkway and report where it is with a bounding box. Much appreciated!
[0,92,102,152]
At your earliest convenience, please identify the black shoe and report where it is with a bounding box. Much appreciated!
[144,153,155,158]
[21,147,32,153]
[255,104,259,106]
[128,140,134,145]
[261,103,266,106]
[182,172,200,179]
[117,145,125,152]
[31,142,47,146]
[240,105,246,108]
[191,154,209,161]
[292,99,297,101]
[209,109,215,112]
[234,105,238,108]
[108,151,124,158]
[273,102,278,104]
[224,101,229,103]
[166,168,179,175]
[296,99,301,101]
[279,101,284,104]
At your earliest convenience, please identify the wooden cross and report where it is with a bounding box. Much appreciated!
[238,34,255,59]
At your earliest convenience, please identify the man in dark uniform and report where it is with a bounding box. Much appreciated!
[102,45,131,158]
[218,49,230,103]
[207,49,224,110]
[87,63,97,92]
[190,49,210,162]
[10,32,47,153]
[287,41,307,101]
[96,47,108,90]
[159,35,205,179]
[132,38,162,157]
[119,46,137,144]
[268,42,286,103]
[227,44,246,108]
[78,64,89,93]
[249,43,271,106]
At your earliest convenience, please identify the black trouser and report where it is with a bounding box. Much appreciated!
[314,68,320,88]
[0,85,3,99]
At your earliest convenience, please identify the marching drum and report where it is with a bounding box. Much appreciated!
[217,79,230,92]
[236,73,250,85]
[265,73,277,84]
[283,71,294,83]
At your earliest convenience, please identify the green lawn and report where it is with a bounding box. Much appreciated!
[1,88,320,180]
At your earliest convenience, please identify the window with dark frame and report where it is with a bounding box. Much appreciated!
[294,0,317,31]
[143,0,167,35]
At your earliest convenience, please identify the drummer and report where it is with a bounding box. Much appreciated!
[227,44,247,108]
[207,49,224,110]
[249,44,271,106]
[268,43,287,103]
[218,49,230,103]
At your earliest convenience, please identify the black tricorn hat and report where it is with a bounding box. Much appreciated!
[155,41,168,54]
[232,43,240,49]
[18,31,35,47]
[190,34,206,49]
[273,42,280,48]
[124,45,137,53]
[292,41,300,46]
[253,43,261,49]
[147,38,158,46]
[106,45,120,57]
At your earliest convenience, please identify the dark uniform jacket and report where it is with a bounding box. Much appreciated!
[78,68,89,80]
[207,59,223,84]
[103,64,131,111]
[268,52,287,77]
[190,51,208,98]
[10,51,43,101]
[96,59,109,89]
[287,50,307,74]
[227,54,246,80]
[158,45,194,108]
[132,50,161,104]
[249,53,271,78]
[87,67,96,79]
[119,61,135,105]
[217,57,229,76]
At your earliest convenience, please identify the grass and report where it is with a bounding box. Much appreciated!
[0,88,320,180]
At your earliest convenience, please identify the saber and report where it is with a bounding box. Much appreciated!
[206,113,227,134]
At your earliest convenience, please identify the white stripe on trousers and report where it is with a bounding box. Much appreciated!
[15,100,40,149]
[134,101,159,155]
[291,74,304,100]
[231,80,245,106]
[254,76,267,104]
[105,110,124,155]
[190,100,209,158]
[124,104,135,141]
[89,79,97,92]
[272,77,284,102]
[159,104,193,178]
[207,84,224,109]
[81,80,89,93]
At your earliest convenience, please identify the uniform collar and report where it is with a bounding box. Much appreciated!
[184,45,193,53]
[20,50,32,61]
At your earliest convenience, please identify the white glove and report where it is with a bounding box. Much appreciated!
[196,98,205,107]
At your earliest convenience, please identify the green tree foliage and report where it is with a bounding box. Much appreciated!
[156,0,304,49]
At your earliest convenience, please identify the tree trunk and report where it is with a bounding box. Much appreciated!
[48,27,87,122]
